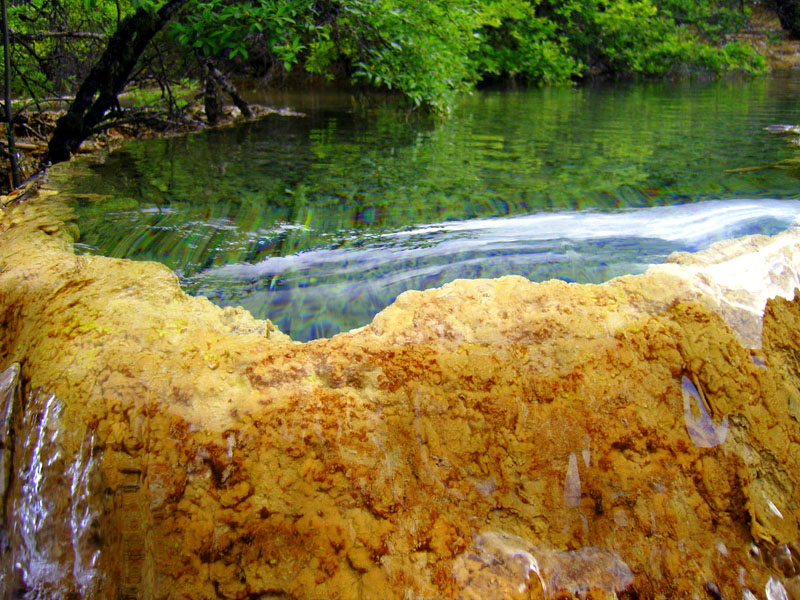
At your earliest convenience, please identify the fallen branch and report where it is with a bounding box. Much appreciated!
[19,122,47,142]
[0,139,43,150]
[22,96,75,106]
[725,159,800,173]
[10,29,106,40]
[724,165,769,173]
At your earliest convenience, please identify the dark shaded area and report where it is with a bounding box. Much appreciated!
[773,0,800,38]
[2,0,19,187]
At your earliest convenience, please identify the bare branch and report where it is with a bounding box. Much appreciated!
[10,29,107,41]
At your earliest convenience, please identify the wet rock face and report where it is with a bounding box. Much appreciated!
[0,192,800,599]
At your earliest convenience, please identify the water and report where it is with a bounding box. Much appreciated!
[52,73,800,341]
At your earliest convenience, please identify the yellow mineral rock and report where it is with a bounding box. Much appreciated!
[0,190,799,599]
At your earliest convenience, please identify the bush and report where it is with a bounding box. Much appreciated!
[6,0,769,115]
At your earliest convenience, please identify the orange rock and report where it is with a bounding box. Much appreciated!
[0,190,799,598]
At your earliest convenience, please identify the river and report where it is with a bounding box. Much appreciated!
[50,72,800,341]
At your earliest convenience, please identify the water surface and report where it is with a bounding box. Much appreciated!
[52,74,800,341]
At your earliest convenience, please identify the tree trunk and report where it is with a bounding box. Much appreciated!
[203,67,222,126]
[205,59,252,120]
[773,0,800,39]
[2,0,19,188]
[46,0,187,164]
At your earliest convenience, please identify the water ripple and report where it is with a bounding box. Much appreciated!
[187,199,799,340]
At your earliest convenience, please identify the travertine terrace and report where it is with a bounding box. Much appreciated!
[1,190,799,599]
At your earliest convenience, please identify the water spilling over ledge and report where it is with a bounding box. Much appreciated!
[1,189,800,599]
[53,75,800,342]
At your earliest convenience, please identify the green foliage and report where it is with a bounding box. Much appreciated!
[118,78,195,108]
[6,0,770,114]
[469,0,765,87]
[164,0,767,110]
[472,1,581,84]
[169,0,480,112]
[341,0,479,110]
[556,0,766,76]
[171,0,314,66]
[658,0,749,40]
[7,0,124,96]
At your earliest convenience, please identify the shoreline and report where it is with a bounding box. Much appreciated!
[4,9,800,198]
[4,13,800,198]
[0,102,306,197]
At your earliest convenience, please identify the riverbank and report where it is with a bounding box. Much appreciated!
[0,102,305,197]
[731,4,800,69]
[3,2,800,197]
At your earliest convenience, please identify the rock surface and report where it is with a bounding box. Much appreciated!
[0,190,799,599]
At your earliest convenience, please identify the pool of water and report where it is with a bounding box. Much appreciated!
[51,73,800,341]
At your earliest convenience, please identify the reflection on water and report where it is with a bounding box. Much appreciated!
[51,73,800,340]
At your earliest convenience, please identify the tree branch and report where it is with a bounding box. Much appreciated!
[46,0,188,164]
[10,29,107,40]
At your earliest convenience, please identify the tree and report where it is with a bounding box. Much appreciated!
[43,0,483,163]
[46,0,187,163]
[7,0,122,102]
[2,0,764,167]
[169,0,481,110]
[2,0,19,187]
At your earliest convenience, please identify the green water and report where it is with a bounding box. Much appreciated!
[52,74,800,341]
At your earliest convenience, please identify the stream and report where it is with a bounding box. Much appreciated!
[51,72,800,341]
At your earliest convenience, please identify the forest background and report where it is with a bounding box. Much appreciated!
[2,0,799,190]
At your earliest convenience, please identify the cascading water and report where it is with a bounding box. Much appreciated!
[51,73,800,341]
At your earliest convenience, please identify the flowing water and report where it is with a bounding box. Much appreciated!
[51,73,800,341]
